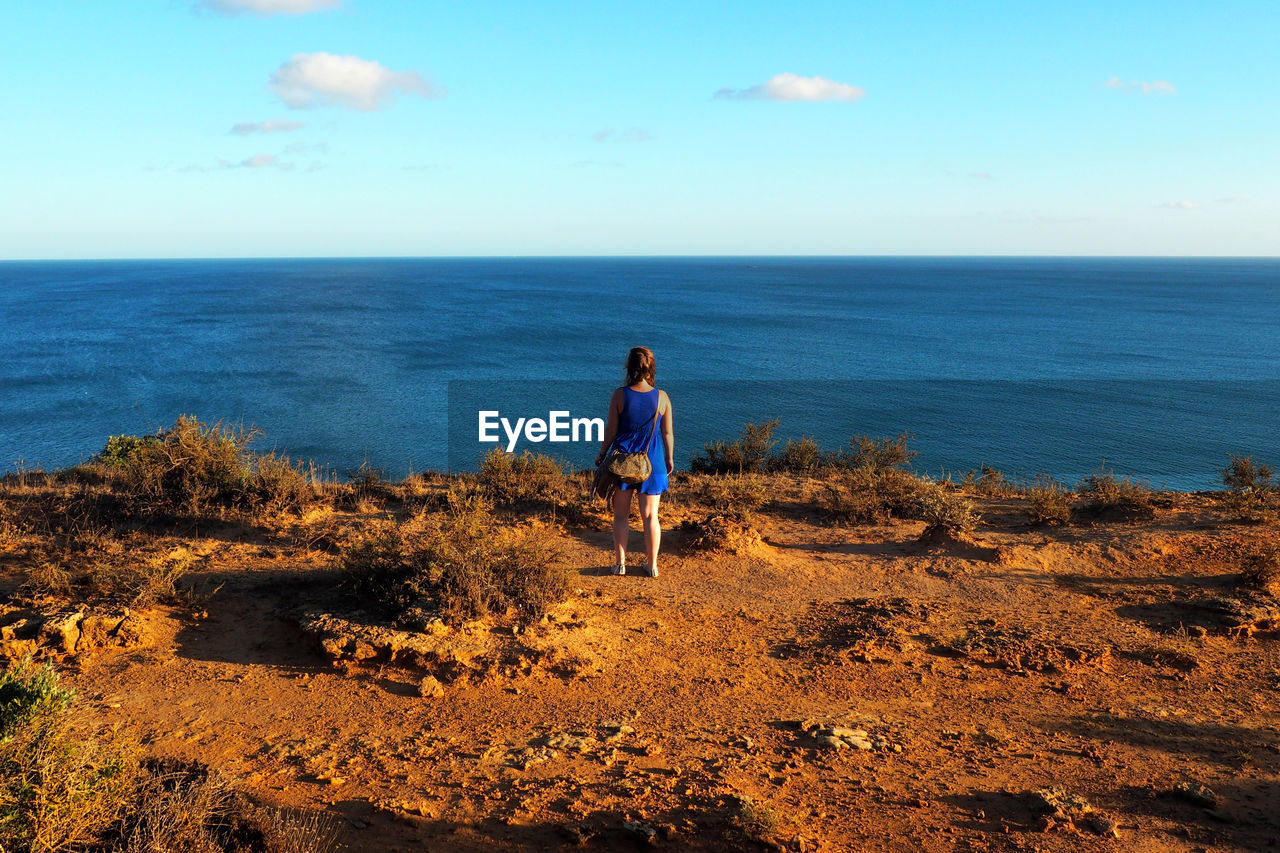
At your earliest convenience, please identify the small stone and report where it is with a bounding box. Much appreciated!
[418,676,445,699]
[828,727,868,739]
[816,735,847,750]
[624,820,658,844]
[1085,814,1119,838]
[1171,781,1216,807]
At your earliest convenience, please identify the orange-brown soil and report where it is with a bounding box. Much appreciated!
[5,483,1280,852]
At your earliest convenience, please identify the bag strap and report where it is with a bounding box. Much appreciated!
[642,396,661,453]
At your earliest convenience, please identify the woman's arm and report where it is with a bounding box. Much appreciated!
[595,388,624,466]
[660,391,675,475]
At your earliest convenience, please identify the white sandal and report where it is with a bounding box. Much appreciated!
[612,561,626,576]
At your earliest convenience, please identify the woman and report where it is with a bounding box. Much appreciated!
[595,346,674,577]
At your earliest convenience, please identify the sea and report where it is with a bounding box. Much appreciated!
[2,257,1278,491]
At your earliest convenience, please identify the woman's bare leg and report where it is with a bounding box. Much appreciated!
[639,494,662,576]
[612,488,633,570]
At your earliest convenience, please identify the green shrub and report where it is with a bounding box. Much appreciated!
[98,435,157,468]
[691,420,779,475]
[341,493,567,624]
[1221,455,1276,522]
[728,795,780,843]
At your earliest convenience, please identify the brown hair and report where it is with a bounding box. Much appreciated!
[625,346,656,386]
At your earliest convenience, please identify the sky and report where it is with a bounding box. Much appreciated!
[1,0,1277,258]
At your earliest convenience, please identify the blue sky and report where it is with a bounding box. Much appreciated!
[1,0,1276,258]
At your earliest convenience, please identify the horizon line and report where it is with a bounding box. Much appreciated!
[3,253,1279,263]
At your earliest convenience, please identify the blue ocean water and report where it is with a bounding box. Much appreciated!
[2,257,1278,490]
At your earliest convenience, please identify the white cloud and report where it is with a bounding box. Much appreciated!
[230,119,304,135]
[1161,200,1199,209]
[594,127,654,143]
[201,0,341,15]
[269,53,439,111]
[1104,76,1177,95]
[181,153,292,173]
[714,73,865,102]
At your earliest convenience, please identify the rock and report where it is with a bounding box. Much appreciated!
[301,610,488,671]
[623,821,658,844]
[75,611,129,652]
[418,676,445,699]
[1033,786,1093,818]
[1171,781,1216,807]
[111,612,152,649]
[37,610,84,655]
[1,618,33,642]
[816,735,847,750]
[546,732,597,753]
[828,727,868,739]
[603,724,635,743]
[1084,814,1119,838]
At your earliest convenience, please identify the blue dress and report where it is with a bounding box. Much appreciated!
[615,387,668,495]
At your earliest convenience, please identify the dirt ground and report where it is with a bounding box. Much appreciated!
[8,483,1280,852]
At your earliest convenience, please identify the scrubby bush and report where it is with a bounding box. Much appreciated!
[1223,454,1274,493]
[917,485,978,539]
[820,467,932,525]
[686,474,769,517]
[1077,465,1153,520]
[768,437,824,475]
[1221,454,1276,522]
[0,662,334,853]
[0,660,138,852]
[341,492,567,624]
[1022,476,1073,526]
[691,420,779,475]
[1237,542,1280,596]
[842,432,918,473]
[99,435,157,468]
[962,466,1010,496]
[95,417,318,517]
[477,448,573,508]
